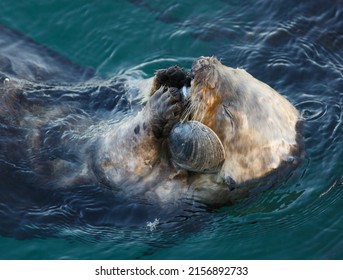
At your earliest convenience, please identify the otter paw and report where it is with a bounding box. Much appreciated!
[155,66,191,89]
[148,87,184,138]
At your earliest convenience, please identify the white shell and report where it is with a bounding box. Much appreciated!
[168,121,225,173]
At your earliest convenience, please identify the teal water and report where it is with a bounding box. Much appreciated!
[0,0,342,259]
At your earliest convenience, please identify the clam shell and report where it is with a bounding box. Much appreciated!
[168,121,225,173]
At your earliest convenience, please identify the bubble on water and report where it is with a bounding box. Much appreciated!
[146,218,160,231]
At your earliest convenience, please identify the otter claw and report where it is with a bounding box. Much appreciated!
[168,87,182,101]
[148,87,184,139]
[168,103,183,118]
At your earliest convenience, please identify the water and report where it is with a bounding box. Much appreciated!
[0,0,342,259]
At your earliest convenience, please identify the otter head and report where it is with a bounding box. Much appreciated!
[177,56,300,184]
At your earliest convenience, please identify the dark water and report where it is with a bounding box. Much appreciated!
[0,0,342,259]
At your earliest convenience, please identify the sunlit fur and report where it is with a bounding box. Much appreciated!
[188,56,300,184]
[95,56,301,206]
[0,57,301,207]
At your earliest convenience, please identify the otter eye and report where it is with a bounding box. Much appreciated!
[223,104,236,131]
[223,105,233,119]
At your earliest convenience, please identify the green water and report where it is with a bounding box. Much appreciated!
[0,0,213,75]
[0,0,342,259]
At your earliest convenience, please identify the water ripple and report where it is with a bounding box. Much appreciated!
[296,100,327,121]
[0,0,342,259]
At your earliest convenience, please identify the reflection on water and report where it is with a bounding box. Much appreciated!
[0,0,342,259]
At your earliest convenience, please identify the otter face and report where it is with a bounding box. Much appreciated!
[186,56,300,184]
[187,56,237,146]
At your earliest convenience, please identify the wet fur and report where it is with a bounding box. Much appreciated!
[94,57,302,206]
[188,57,301,184]
[0,57,302,207]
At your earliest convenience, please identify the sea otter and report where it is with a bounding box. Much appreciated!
[0,56,301,207]
[94,56,302,206]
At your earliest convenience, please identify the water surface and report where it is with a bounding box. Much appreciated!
[0,0,342,259]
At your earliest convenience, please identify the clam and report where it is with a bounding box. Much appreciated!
[168,121,225,173]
